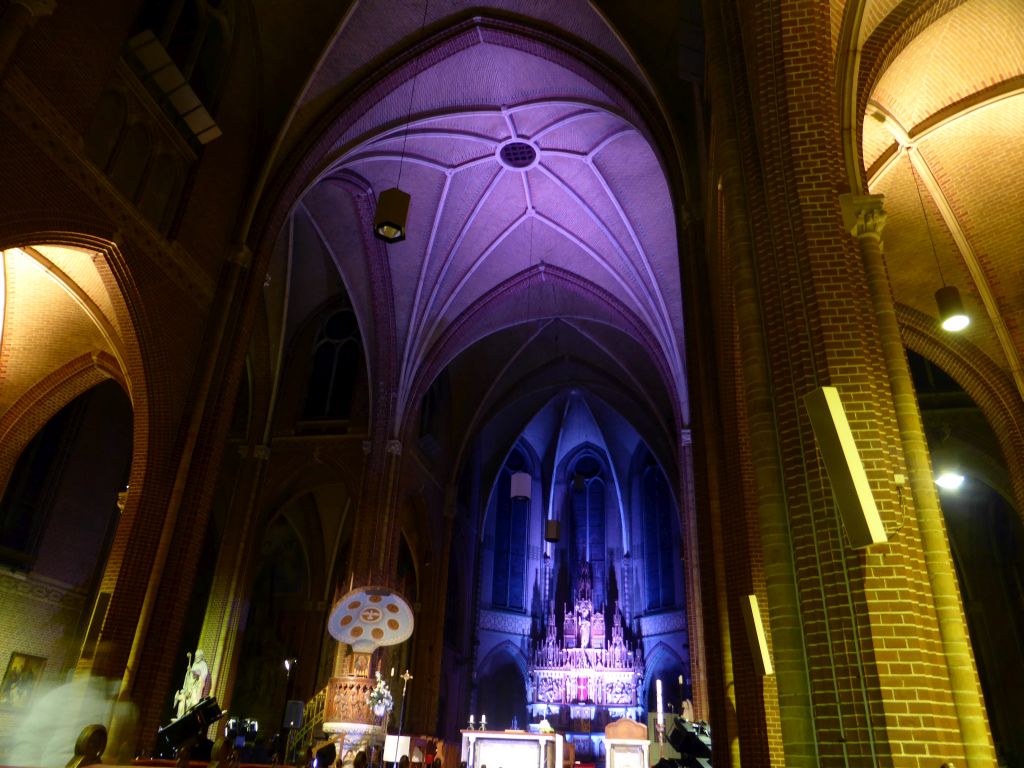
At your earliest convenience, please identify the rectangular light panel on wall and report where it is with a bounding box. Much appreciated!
[803,386,888,548]
[741,594,773,676]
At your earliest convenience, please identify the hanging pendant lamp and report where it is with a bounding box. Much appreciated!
[909,150,970,332]
[935,285,969,332]
[373,0,430,244]
[373,188,410,242]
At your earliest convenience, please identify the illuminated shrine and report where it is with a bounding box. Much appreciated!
[528,562,644,760]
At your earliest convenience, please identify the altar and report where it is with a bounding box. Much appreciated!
[527,561,644,762]
[460,730,563,768]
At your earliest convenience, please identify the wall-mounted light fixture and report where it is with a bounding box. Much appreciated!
[935,468,965,491]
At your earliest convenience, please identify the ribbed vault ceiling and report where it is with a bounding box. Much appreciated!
[857,0,1024,397]
[267,18,688,475]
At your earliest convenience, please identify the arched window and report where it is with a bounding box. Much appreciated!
[84,90,127,171]
[109,123,153,201]
[0,382,131,572]
[418,369,450,455]
[133,0,234,108]
[571,454,606,605]
[491,450,528,610]
[0,405,76,568]
[138,154,184,232]
[642,463,676,611]
[228,357,251,439]
[302,309,361,422]
[477,648,528,731]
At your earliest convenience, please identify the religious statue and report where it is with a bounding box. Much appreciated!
[578,605,591,649]
[173,650,212,719]
[681,699,694,722]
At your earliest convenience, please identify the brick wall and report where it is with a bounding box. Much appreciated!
[697,0,996,765]
[0,572,89,761]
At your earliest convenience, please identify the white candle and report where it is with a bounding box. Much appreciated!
[678,674,683,686]
[656,679,664,726]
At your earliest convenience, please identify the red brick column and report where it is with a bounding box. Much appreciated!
[705,1,998,765]
[703,2,814,765]
[405,503,454,735]
[678,429,708,720]
[107,249,257,755]
[844,193,995,765]
[197,444,272,718]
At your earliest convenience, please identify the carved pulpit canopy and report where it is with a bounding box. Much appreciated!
[328,586,414,653]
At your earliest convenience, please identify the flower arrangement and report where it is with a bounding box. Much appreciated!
[366,671,394,715]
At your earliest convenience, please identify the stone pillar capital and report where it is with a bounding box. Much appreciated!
[840,193,887,241]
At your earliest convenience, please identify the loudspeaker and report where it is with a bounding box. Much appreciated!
[544,519,560,543]
[740,595,773,677]
[803,386,888,548]
[283,700,304,729]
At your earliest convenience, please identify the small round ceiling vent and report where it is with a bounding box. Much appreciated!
[498,140,538,170]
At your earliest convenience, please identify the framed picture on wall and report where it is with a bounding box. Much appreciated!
[0,652,46,707]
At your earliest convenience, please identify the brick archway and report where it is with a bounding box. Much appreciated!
[0,350,124,493]
[0,231,165,695]
[898,303,1024,517]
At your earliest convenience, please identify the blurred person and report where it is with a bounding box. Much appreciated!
[3,675,137,768]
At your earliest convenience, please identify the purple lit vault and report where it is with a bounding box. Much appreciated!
[263,8,694,754]
[271,16,689,435]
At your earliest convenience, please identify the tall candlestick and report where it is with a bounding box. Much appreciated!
[656,679,664,726]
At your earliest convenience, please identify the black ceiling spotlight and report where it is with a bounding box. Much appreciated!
[373,188,410,243]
